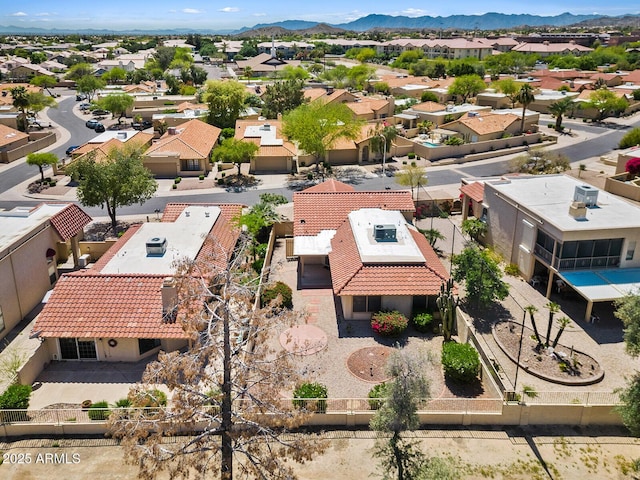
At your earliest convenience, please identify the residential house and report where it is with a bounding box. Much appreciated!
[31,203,243,362]
[0,123,29,162]
[0,203,91,341]
[402,101,491,127]
[441,111,521,143]
[143,119,220,178]
[256,41,314,59]
[7,63,55,82]
[292,179,449,319]
[482,174,640,321]
[511,42,594,57]
[234,119,296,174]
[378,38,493,60]
[234,53,303,77]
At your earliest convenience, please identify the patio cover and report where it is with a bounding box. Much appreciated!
[557,268,640,320]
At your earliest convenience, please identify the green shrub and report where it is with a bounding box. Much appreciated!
[133,389,167,407]
[444,136,464,146]
[261,281,293,309]
[113,398,132,408]
[49,181,57,187]
[0,384,32,409]
[368,383,387,410]
[412,311,433,333]
[174,177,182,184]
[172,184,177,189]
[221,172,226,177]
[217,178,225,185]
[620,127,640,150]
[408,152,416,159]
[411,161,417,167]
[88,400,110,420]
[504,263,520,276]
[199,174,205,180]
[441,341,480,383]
[293,382,327,413]
[371,310,408,337]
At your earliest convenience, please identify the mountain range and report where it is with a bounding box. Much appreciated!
[0,12,638,36]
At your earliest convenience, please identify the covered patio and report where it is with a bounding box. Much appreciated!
[556,268,640,322]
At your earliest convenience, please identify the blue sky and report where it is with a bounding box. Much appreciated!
[1,2,638,31]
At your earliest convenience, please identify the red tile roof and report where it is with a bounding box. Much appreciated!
[460,182,485,203]
[303,179,355,193]
[293,189,414,236]
[32,273,187,339]
[48,203,93,241]
[328,221,449,296]
[42,203,245,340]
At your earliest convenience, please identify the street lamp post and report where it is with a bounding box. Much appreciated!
[378,133,387,177]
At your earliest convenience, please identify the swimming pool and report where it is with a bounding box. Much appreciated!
[422,141,440,148]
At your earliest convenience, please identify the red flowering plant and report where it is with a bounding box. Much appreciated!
[371,310,409,337]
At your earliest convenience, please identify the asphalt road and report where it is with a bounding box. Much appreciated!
[0,95,638,217]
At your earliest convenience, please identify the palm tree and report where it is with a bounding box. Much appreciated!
[516,84,535,134]
[525,305,543,348]
[551,317,571,348]
[10,86,30,132]
[243,66,253,81]
[548,96,574,131]
[545,301,560,347]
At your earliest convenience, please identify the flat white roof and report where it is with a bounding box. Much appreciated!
[487,175,640,232]
[349,209,425,264]
[0,203,70,252]
[533,90,580,101]
[88,130,141,144]
[244,123,283,146]
[294,230,336,256]
[100,206,220,275]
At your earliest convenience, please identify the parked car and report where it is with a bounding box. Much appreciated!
[65,145,80,156]
[132,121,153,130]
[76,94,87,101]
[91,109,110,116]
[94,123,106,133]
[79,103,91,111]
[85,119,100,129]
[27,117,44,129]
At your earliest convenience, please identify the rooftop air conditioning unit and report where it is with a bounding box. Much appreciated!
[146,237,168,256]
[374,224,397,243]
[573,185,598,207]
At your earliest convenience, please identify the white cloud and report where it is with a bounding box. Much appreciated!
[182,8,203,14]
[219,7,240,13]
[400,8,429,17]
[10,11,28,17]
[253,13,267,17]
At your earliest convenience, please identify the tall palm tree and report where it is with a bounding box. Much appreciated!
[516,84,535,134]
[525,305,543,348]
[548,96,574,131]
[545,301,560,347]
[10,86,30,132]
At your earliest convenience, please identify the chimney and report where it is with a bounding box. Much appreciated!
[168,126,177,135]
[569,201,587,220]
[161,277,177,319]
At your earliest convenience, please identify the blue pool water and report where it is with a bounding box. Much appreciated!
[422,141,440,148]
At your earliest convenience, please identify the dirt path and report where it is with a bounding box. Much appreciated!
[2,428,640,479]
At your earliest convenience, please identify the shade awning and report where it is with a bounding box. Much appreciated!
[558,268,640,302]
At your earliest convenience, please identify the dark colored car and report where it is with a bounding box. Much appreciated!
[85,119,99,129]
[76,94,87,101]
[65,145,80,156]
[91,109,110,116]
[94,123,106,133]
[132,120,153,130]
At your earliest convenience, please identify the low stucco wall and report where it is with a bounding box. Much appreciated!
[0,132,56,163]
[604,174,640,202]
[0,403,622,438]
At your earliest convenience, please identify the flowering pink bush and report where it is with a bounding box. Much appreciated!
[626,157,640,178]
[371,310,409,337]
